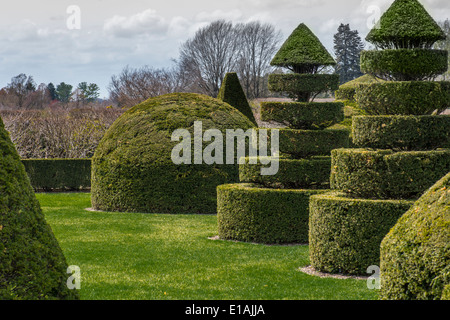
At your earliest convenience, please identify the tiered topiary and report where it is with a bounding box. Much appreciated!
[380,171,449,300]
[217,72,257,125]
[216,23,349,244]
[0,116,78,300]
[308,0,450,276]
[91,93,255,214]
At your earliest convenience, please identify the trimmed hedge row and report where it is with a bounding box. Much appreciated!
[335,74,385,103]
[308,192,414,275]
[352,115,450,150]
[239,156,331,189]
[355,81,450,115]
[380,171,450,300]
[22,159,91,191]
[330,148,450,199]
[360,49,448,81]
[260,101,344,129]
[268,74,340,97]
[263,128,349,158]
[217,183,329,244]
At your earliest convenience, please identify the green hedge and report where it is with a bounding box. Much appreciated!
[360,49,448,81]
[355,81,450,115]
[352,115,450,150]
[308,192,414,275]
[217,183,329,244]
[218,72,257,125]
[22,159,91,191]
[0,117,78,300]
[268,74,340,98]
[239,156,331,189]
[335,74,385,103]
[262,128,349,158]
[330,148,450,199]
[380,171,450,300]
[260,101,344,129]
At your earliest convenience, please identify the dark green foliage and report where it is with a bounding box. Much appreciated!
[260,101,344,129]
[91,93,254,214]
[366,0,446,49]
[355,81,450,115]
[330,148,450,199]
[360,49,448,81]
[334,23,365,84]
[217,183,329,244]
[352,115,450,150]
[271,23,336,73]
[262,128,349,158]
[380,172,450,300]
[239,156,331,189]
[309,192,414,275]
[0,117,78,300]
[268,74,340,101]
[217,72,257,125]
[335,74,385,103]
[442,285,450,300]
[22,159,91,191]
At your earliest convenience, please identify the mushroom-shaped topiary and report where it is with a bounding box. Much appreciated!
[0,117,78,300]
[380,171,450,300]
[91,93,255,214]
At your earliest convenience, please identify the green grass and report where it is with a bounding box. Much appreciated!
[37,192,378,300]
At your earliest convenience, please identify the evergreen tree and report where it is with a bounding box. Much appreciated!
[56,82,73,103]
[334,24,365,84]
[47,82,57,101]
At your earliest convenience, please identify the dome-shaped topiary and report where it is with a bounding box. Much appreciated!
[217,72,257,125]
[0,117,78,300]
[91,93,255,214]
[380,171,450,300]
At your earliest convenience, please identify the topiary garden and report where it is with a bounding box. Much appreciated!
[217,23,349,244]
[308,0,450,277]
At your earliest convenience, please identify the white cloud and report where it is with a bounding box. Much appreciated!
[103,9,169,38]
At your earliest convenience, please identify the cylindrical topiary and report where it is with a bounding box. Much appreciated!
[309,192,414,275]
[380,171,450,300]
[330,148,450,199]
[0,117,79,300]
[217,184,328,244]
[91,93,255,214]
[352,115,450,150]
[260,101,344,129]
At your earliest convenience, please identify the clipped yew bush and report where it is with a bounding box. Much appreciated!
[352,115,450,150]
[330,148,450,199]
[335,74,384,103]
[217,72,257,125]
[380,172,450,300]
[217,184,328,244]
[309,192,414,275]
[91,93,254,214]
[0,117,78,300]
[260,101,344,129]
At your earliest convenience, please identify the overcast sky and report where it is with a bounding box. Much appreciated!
[0,0,448,98]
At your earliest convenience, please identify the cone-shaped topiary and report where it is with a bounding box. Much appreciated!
[271,23,336,73]
[91,93,255,214]
[380,171,450,300]
[0,117,78,300]
[366,0,446,49]
[217,72,257,125]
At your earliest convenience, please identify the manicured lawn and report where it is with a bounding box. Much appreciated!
[37,192,378,300]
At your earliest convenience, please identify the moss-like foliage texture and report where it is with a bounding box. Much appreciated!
[217,72,257,125]
[366,0,446,49]
[335,74,385,103]
[271,23,336,72]
[0,117,78,300]
[352,115,450,150]
[217,183,328,244]
[309,192,414,275]
[91,93,254,214]
[380,171,450,300]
